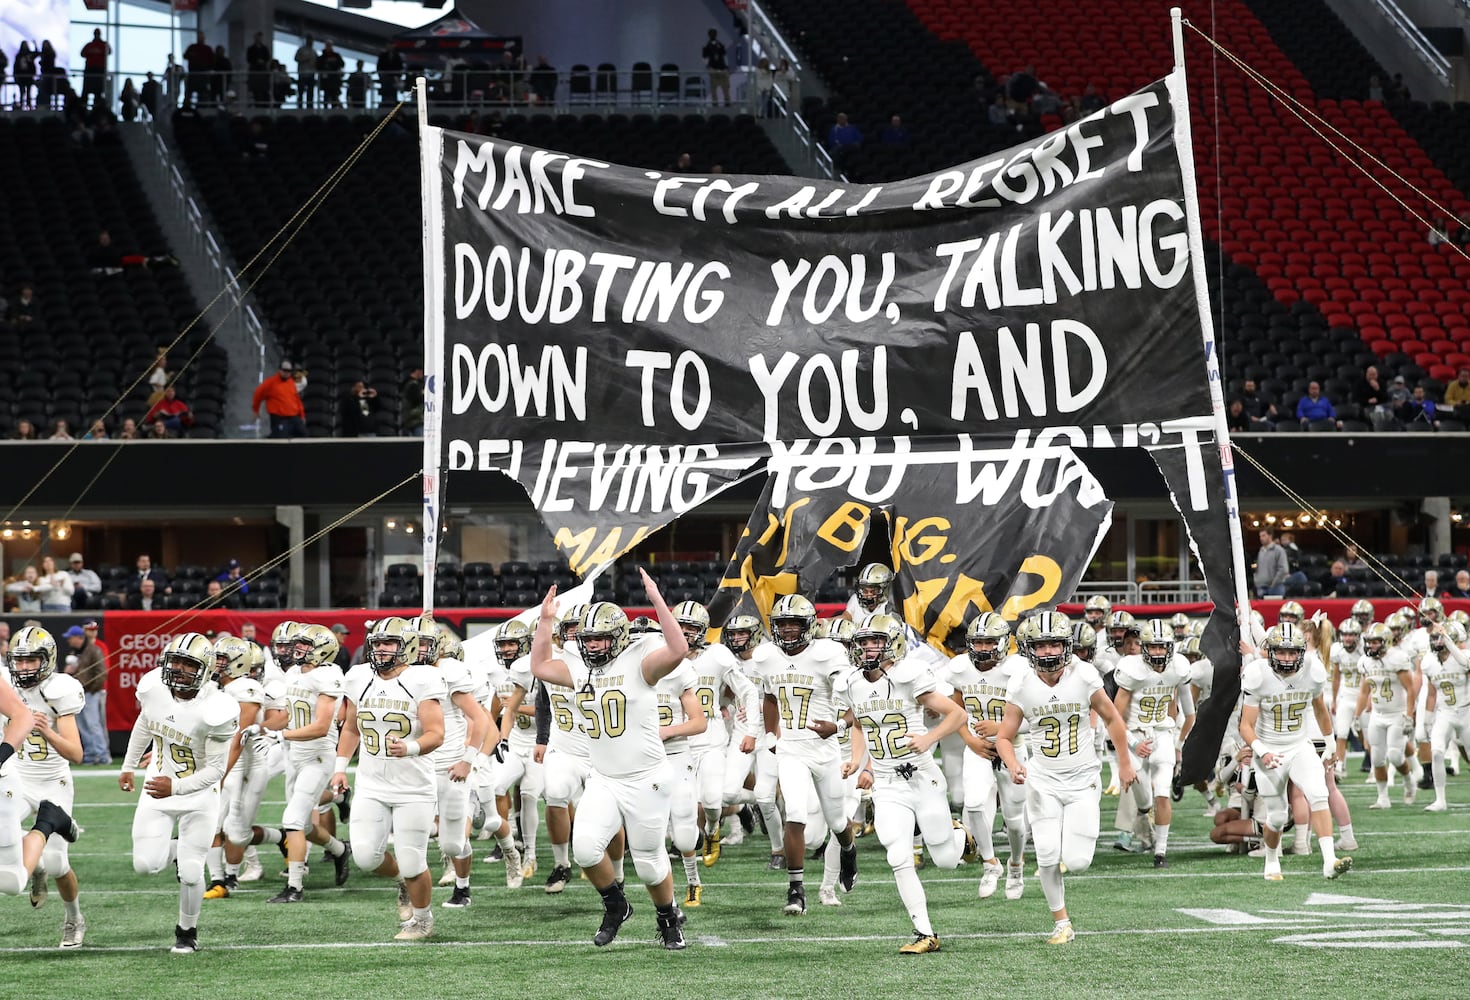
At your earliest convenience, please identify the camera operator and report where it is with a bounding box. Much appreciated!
[339,379,381,437]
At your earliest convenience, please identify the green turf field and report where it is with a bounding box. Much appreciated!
[8,755,1469,999]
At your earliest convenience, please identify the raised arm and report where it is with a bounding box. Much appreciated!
[530,587,574,688]
[640,569,690,684]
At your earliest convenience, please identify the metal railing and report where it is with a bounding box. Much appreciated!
[1371,0,1452,87]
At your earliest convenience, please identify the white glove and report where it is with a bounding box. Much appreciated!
[250,729,281,755]
[239,723,261,741]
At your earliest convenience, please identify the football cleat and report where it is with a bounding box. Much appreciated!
[1046,921,1075,945]
[545,864,572,894]
[1337,835,1359,851]
[521,857,537,881]
[738,805,755,833]
[396,881,412,922]
[702,827,722,867]
[899,933,941,955]
[1153,854,1169,869]
[35,800,78,843]
[1403,783,1418,806]
[394,914,434,940]
[838,844,858,892]
[333,842,351,886]
[442,887,472,908]
[1369,797,1391,810]
[1103,782,1120,796]
[783,884,807,915]
[59,915,85,949]
[1113,832,1136,852]
[1264,869,1284,882]
[1425,800,1448,813]
[684,883,703,908]
[957,821,979,865]
[656,909,687,951]
[979,859,1003,898]
[238,852,264,883]
[504,847,525,889]
[267,886,304,903]
[171,925,199,954]
[1325,857,1353,880]
[767,852,786,871]
[203,880,231,900]
[1005,862,1025,900]
[437,865,457,887]
[336,785,353,822]
[29,869,47,908]
[485,845,504,863]
[818,886,842,907]
[593,900,634,947]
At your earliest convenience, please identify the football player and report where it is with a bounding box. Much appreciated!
[204,635,273,899]
[7,627,86,947]
[815,616,862,905]
[842,613,979,954]
[268,623,350,902]
[1329,619,1364,774]
[489,620,540,886]
[754,593,859,916]
[951,613,1030,900]
[1239,624,1351,881]
[995,611,1136,944]
[529,570,693,950]
[1354,622,1418,809]
[1082,596,1111,631]
[1112,620,1196,868]
[1350,600,1375,631]
[538,606,598,893]
[1277,601,1306,628]
[718,614,784,866]
[1423,620,1469,812]
[119,633,239,953]
[1169,613,1192,641]
[332,617,447,940]
[843,563,894,620]
[1410,598,1445,793]
[654,635,708,907]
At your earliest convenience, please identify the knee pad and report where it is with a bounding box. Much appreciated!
[1061,847,1092,874]
[223,816,254,847]
[352,840,386,873]
[395,842,428,879]
[438,824,466,861]
[1265,801,1289,832]
[1307,796,1329,813]
[176,857,205,886]
[41,841,70,879]
[884,840,911,869]
[1387,745,1406,768]
[671,819,698,854]
[0,868,25,896]
[631,847,669,885]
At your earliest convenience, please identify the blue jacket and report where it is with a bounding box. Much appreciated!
[1296,395,1335,422]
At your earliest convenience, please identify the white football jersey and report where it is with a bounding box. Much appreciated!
[1425,653,1470,713]
[1241,657,1327,749]
[844,594,892,620]
[132,668,239,787]
[846,657,940,775]
[685,643,757,751]
[1188,657,1215,703]
[567,635,666,778]
[947,653,1027,738]
[656,660,699,755]
[1406,627,1432,664]
[497,654,538,750]
[1114,653,1192,731]
[11,673,85,782]
[283,662,345,758]
[753,636,849,742]
[430,658,483,768]
[219,676,266,763]
[1330,641,1363,692]
[344,664,447,801]
[1005,659,1103,777]
[1360,648,1413,715]
[1093,645,1120,676]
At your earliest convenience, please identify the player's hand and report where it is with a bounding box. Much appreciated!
[1259,751,1282,769]
[387,737,410,757]
[739,735,756,754]
[449,760,472,783]
[908,731,938,756]
[533,745,546,764]
[1117,762,1138,790]
[330,771,350,796]
[144,775,173,799]
[1134,738,1155,759]
[806,719,838,739]
[841,759,860,778]
[540,585,559,622]
[239,723,261,741]
[1321,749,1339,770]
[1237,746,1254,764]
[31,710,53,736]
[491,739,510,763]
[638,568,663,604]
[251,730,279,755]
[971,718,1000,739]
[119,770,135,793]
[1350,716,1363,737]
[856,769,874,791]
[974,739,998,760]
[1009,762,1027,785]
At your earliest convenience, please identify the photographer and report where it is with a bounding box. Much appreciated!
[338,380,380,437]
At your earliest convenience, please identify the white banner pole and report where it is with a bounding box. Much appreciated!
[417,76,445,613]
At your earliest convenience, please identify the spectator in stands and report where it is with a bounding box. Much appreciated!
[205,579,241,610]
[1387,375,1413,425]
[12,419,37,441]
[212,45,233,106]
[247,32,271,106]
[529,55,557,105]
[1279,530,1309,592]
[128,553,170,595]
[13,42,36,110]
[140,72,160,119]
[1390,73,1410,100]
[1449,570,1470,598]
[319,42,345,109]
[127,577,160,611]
[7,284,37,324]
[6,566,42,612]
[1326,559,1350,595]
[1007,65,1039,108]
[271,61,295,107]
[64,626,109,763]
[1226,398,1250,433]
[183,32,215,108]
[239,621,262,651]
[704,29,730,106]
[879,115,911,148]
[37,556,74,612]
[68,553,101,608]
[377,44,404,104]
[120,79,140,121]
[37,41,57,110]
[1296,381,1339,430]
[214,559,250,598]
[253,360,307,438]
[1238,378,1279,429]
[827,113,862,154]
[1355,364,1387,416]
[331,624,352,669]
[164,53,183,104]
[1368,74,1384,102]
[347,60,369,108]
[295,35,318,109]
[1080,83,1106,113]
[1423,569,1443,598]
[1254,528,1289,598]
[144,418,174,440]
[48,419,74,441]
[91,231,177,276]
[339,380,381,437]
[987,92,1013,132]
[777,59,798,114]
[1343,544,1367,570]
[402,366,425,435]
[117,418,139,440]
[80,29,110,113]
[1444,367,1470,420]
[144,385,193,435]
[1032,84,1062,117]
[1402,384,1439,430]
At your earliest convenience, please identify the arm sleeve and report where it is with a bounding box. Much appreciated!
[173,735,232,796]
[1176,682,1196,717]
[534,682,551,746]
[123,718,151,770]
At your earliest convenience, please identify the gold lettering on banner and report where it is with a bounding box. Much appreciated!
[555,524,652,576]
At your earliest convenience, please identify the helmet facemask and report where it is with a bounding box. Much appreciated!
[10,653,49,689]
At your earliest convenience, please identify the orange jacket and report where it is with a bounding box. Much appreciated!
[252,373,305,418]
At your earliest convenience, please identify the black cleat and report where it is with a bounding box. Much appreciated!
[170,925,199,954]
[838,844,858,893]
[34,800,79,843]
[767,852,786,871]
[487,845,503,863]
[267,886,304,903]
[1153,854,1170,869]
[738,805,755,834]
[443,886,472,908]
[544,864,572,894]
[277,832,291,860]
[656,908,687,950]
[784,884,806,915]
[332,842,351,886]
[336,786,353,822]
[594,900,634,947]
[1170,776,1185,802]
[1419,771,1436,791]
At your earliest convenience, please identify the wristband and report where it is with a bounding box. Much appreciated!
[460,745,478,765]
[1251,741,1267,760]
[404,739,421,757]
[0,742,14,767]
[334,756,350,773]
[835,719,849,737]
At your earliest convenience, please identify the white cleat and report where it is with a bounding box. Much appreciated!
[1403,784,1418,806]
[1369,797,1391,810]
[238,854,264,883]
[504,847,524,889]
[818,886,842,907]
[978,860,1003,899]
[1290,839,1311,856]
[437,865,457,887]
[1004,862,1024,901]
[60,915,86,949]
[396,881,412,923]
[1425,800,1448,813]
[1337,836,1359,851]
[394,915,435,940]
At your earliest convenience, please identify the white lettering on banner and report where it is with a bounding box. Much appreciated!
[450,343,586,421]
[651,176,762,223]
[949,322,1107,421]
[750,348,891,440]
[766,254,896,327]
[449,139,605,217]
[517,441,754,515]
[625,350,712,430]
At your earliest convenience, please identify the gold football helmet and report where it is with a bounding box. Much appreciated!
[1017,611,1073,675]
[1142,619,1175,671]
[9,625,57,688]
[213,635,252,681]
[769,594,818,654]
[674,601,711,649]
[854,564,894,613]
[850,613,906,672]
[272,620,302,668]
[366,617,416,674]
[577,602,630,669]
[161,632,215,696]
[295,623,340,669]
[495,620,533,666]
[722,614,764,655]
[966,612,1011,669]
[1263,623,1305,675]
